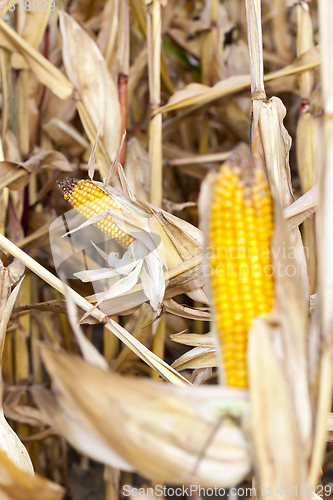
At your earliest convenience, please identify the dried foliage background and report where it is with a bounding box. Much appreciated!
[0,0,331,499]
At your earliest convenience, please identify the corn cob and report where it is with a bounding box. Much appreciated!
[208,159,274,388]
[57,179,134,246]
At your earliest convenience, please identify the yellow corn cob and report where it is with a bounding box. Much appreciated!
[208,160,274,389]
[57,179,134,247]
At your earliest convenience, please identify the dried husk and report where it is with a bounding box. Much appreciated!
[269,191,312,454]
[36,346,250,488]
[251,96,310,302]
[246,316,306,498]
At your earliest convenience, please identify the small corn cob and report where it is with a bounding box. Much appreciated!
[208,158,274,388]
[57,179,134,247]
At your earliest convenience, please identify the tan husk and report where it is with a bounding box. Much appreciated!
[246,316,306,497]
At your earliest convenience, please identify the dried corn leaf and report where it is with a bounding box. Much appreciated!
[0,449,64,499]
[170,332,214,347]
[64,291,109,371]
[0,151,73,191]
[0,408,33,475]
[164,299,210,321]
[0,164,28,192]
[125,138,150,202]
[283,185,317,220]
[59,12,121,163]
[0,234,190,386]
[156,45,320,114]
[43,118,89,157]
[37,346,250,487]
[33,387,134,472]
[3,404,48,428]
[0,268,23,359]
[0,19,73,100]
[172,347,216,371]
[0,265,34,475]
[11,7,52,70]
[283,184,317,234]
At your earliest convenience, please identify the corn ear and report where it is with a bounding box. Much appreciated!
[207,145,274,388]
[57,178,134,246]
